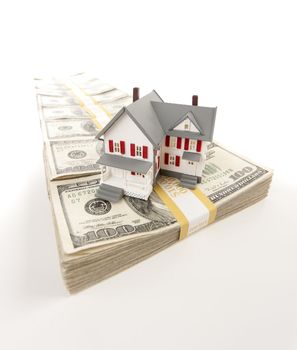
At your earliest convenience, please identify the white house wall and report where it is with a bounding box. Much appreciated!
[160,136,209,177]
[104,112,154,163]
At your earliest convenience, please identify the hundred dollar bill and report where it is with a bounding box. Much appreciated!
[39,95,80,107]
[69,75,116,96]
[92,89,129,104]
[41,118,99,140]
[75,77,107,89]
[46,138,105,179]
[50,176,177,253]
[199,143,270,205]
[75,76,99,86]
[100,96,132,117]
[50,143,272,254]
[41,105,90,120]
[34,79,68,90]
[82,84,115,96]
[36,88,73,97]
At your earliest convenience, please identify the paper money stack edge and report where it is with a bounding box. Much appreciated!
[35,73,273,293]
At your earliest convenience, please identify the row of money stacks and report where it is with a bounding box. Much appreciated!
[36,73,132,180]
[35,73,273,293]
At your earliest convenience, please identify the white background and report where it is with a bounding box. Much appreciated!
[0,1,297,349]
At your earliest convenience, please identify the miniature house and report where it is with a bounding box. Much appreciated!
[95,88,216,202]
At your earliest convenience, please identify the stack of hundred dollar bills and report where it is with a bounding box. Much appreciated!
[35,73,273,293]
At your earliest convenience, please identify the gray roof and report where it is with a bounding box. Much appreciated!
[96,90,164,147]
[151,101,216,141]
[125,91,165,146]
[96,90,216,146]
[182,151,202,162]
[97,153,152,174]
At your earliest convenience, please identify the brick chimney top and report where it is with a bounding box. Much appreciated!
[192,95,198,106]
[133,87,139,102]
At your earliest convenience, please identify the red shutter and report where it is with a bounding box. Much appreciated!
[175,155,180,167]
[177,137,182,149]
[184,138,189,150]
[143,146,148,159]
[120,141,125,154]
[196,140,202,152]
[164,153,169,165]
[158,156,160,168]
[130,143,135,156]
[108,140,114,152]
[165,135,170,147]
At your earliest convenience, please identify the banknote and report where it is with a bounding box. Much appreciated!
[39,95,80,107]
[36,89,73,97]
[50,177,176,253]
[41,106,90,120]
[200,143,269,204]
[92,89,129,104]
[42,118,99,140]
[101,96,133,116]
[76,77,100,87]
[50,143,271,253]
[46,139,105,179]
[81,84,115,96]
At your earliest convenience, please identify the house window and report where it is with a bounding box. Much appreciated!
[189,139,196,151]
[136,146,142,157]
[169,155,175,165]
[188,161,194,165]
[114,142,120,153]
[184,121,190,130]
[170,137,177,148]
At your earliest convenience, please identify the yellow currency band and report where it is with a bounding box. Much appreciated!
[154,184,217,240]
[191,187,217,224]
[81,104,103,129]
[62,83,103,130]
[88,95,113,120]
[154,183,189,240]
[76,87,114,120]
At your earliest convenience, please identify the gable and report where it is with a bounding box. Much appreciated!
[105,112,150,145]
[172,113,202,133]
[104,112,154,162]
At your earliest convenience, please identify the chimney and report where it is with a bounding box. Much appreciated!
[133,87,139,102]
[192,95,198,106]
